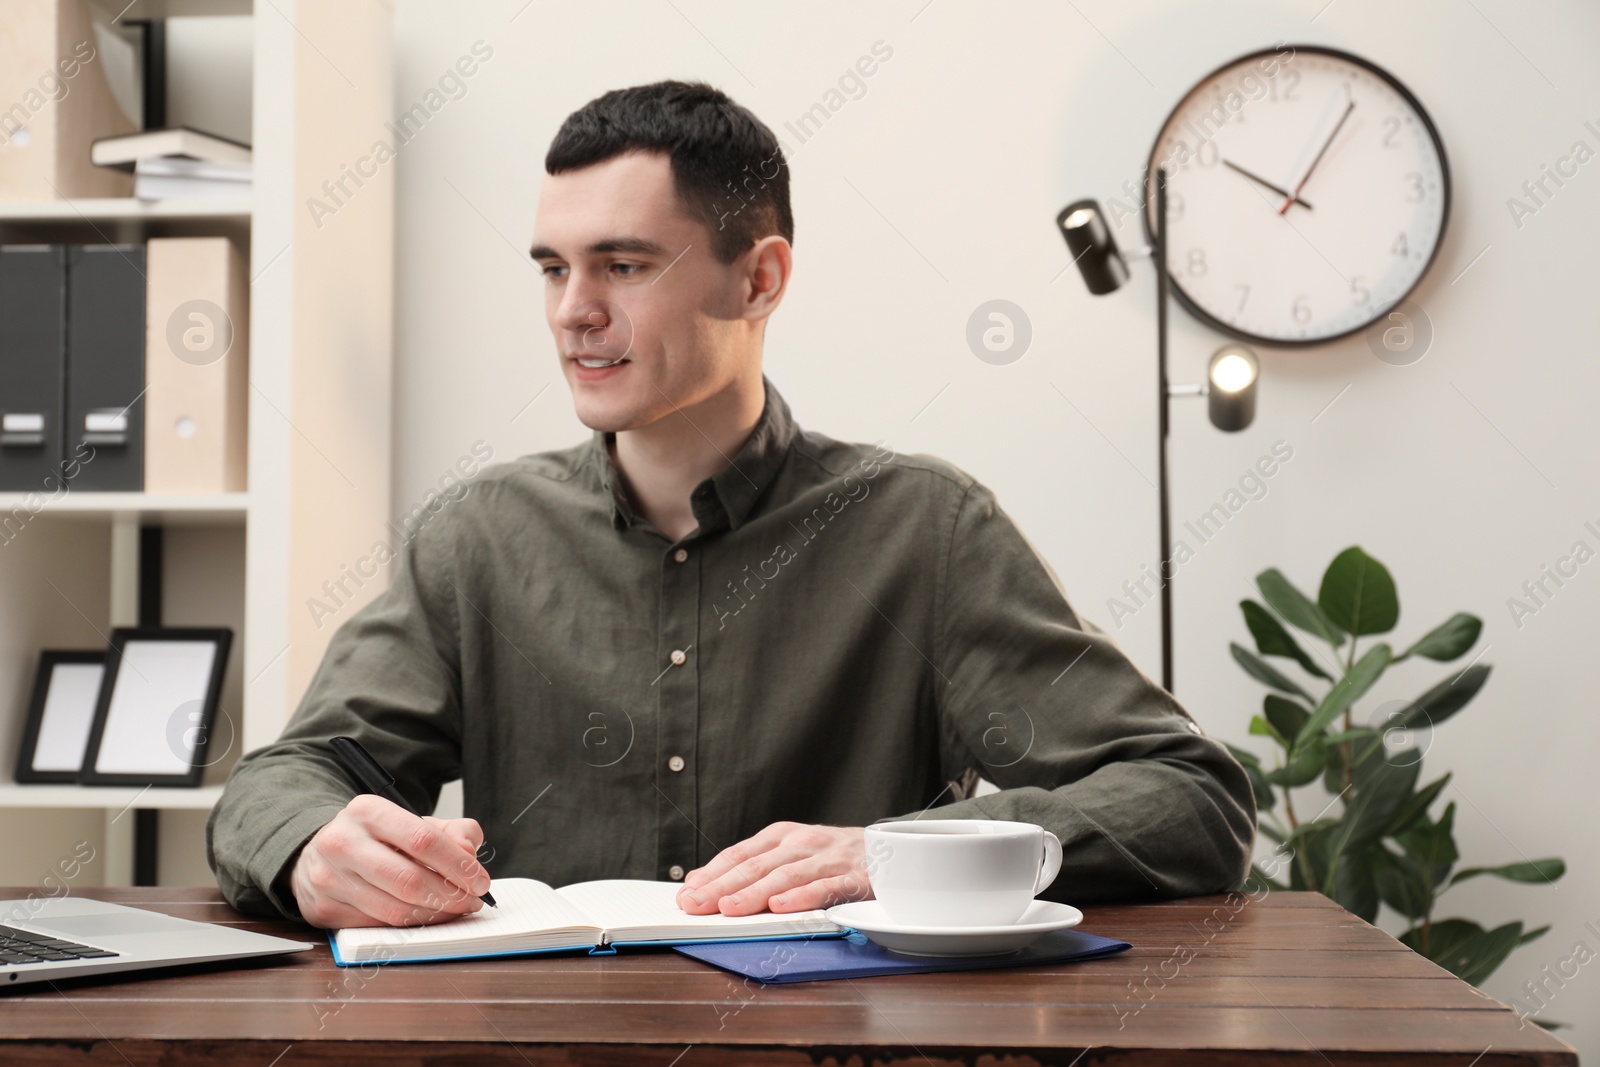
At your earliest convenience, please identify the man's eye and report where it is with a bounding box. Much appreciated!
[538,264,567,280]
[612,263,644,277]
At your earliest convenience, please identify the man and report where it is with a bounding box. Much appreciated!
[206,80,1255,930]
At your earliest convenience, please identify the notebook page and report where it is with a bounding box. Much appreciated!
[558,879,839,942]
[334,877,597,958]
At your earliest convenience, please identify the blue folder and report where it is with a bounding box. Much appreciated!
[673,927,1131,983]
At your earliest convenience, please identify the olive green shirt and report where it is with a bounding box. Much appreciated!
[206,376,1255,922]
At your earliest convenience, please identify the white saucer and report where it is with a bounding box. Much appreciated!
[824,899,1083,957]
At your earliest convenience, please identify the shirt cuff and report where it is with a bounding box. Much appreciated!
[250,803,348,923]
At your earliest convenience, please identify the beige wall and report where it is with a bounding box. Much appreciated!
[389,0,1600,1054]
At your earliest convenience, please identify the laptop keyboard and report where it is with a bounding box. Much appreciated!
[0,923,119,965]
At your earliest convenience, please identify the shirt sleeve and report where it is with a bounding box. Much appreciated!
[890,479,1257,903]
[204,524,465,922]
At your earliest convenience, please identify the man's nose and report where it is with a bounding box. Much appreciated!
[557,293,630,357]
[555,273,607,335]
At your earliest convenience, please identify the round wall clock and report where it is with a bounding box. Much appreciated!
[1145,45,1450,346]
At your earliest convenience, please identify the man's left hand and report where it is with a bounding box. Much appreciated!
[675,822,873,916]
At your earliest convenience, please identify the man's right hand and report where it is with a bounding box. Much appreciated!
[286,794,492,929]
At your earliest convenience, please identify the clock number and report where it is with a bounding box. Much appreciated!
[1392,232,1409,257]
[1403,171,1424,201]
[1187,249,1207,276]
[1350,276,1370,304]
[1235,285,1249,313]
[1382,116,1402,147]
[1197,140,1219,168]
[1168,193,1185,222]
[1266,67,1301,102]
[1291,295,1312,324]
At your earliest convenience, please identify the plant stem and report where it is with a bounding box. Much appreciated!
[1341,636,1358,792]
[1283,786,1299,831]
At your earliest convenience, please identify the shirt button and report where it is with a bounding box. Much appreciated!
[670,649,687,665]
[668,755,685,772]
[673,548,688,563]
[668,865,685,881]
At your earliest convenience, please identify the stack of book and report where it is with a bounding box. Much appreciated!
[91,127,252,201]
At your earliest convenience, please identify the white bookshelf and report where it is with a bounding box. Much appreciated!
[0,784,224,810]
[0,492,247,524]
[0,197,251,222]
[0,1,395,882]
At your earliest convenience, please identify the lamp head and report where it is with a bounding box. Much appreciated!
[1207,344,1259,432]
[1057,199,1130,295]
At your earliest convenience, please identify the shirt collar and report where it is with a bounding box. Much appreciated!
[591,374,797,535]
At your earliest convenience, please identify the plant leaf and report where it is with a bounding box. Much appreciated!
[1242,600,1333,678]
[1231,643,1313,701]
[1449,858,1565,888]
[1395,801,1458,886]
[1322,743,1345,794]
[1373,848,1433,921]
[1263,695,1311,745]
[1392,665,1492,731]
[1519,924,1552,947]
[1295,643,1392,748]
[1399,917,1482,962]
[1264,739,1326,788]
[1450,921,1525,986]
[1280,817,1341,848]
[1385,773,1452,837]
[1395,613,1482,663]
[1330,844,1380,922]
[1256,568,1346,646]
[1319,546,1400,636]
[1341,752,1420,852]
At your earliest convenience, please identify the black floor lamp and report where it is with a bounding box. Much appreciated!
[1057,168,1260,695]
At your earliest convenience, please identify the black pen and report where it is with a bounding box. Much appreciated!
[328,735,497,908]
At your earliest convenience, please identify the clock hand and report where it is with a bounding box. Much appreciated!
[1222,159,1313,211]
[1277,99,1355,215]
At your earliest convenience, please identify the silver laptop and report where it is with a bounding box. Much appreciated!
[0,895,315,988]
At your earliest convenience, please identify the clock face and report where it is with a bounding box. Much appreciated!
[1146,46,1450,346]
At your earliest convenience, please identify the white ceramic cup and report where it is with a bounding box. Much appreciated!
[863,819,1064,927]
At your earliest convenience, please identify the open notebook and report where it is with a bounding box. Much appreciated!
[329,878,846,965]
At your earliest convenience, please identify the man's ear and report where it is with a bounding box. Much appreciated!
[740,235,792,325]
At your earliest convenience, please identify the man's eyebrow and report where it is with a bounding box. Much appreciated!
[528,236,670,260]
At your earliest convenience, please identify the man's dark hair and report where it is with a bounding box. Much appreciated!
[546,80,792,266]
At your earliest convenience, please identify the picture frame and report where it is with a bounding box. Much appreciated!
[79,627,233,788]
[14,650,108,785]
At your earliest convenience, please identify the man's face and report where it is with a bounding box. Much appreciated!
[532,150,751,433]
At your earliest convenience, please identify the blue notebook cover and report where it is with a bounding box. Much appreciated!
[674,928,1131,983]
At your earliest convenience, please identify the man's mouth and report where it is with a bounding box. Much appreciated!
[574,356,628,368]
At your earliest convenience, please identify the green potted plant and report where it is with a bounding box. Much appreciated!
[1226,546,1564,998]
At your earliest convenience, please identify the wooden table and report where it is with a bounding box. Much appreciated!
[0,887,1575,1065]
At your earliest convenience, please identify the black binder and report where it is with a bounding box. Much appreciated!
[0,245,68,492]
[65,244,147,492]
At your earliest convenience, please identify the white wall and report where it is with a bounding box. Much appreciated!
[389,0,1598,1051]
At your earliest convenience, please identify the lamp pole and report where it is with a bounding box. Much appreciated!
[1155,167,1174,694]
[1058,170,1258,697]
